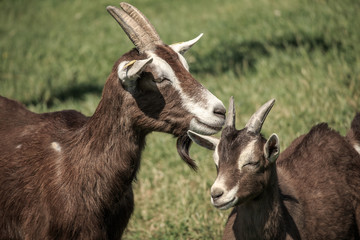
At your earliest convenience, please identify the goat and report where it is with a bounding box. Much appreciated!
[0,2,226,239]
[188,98,360,240]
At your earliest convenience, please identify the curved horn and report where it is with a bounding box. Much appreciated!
[107,3,163,53]
[120,2,162,46]
[107,6,145,51]
[225,96,236,128]
[245,99,275,134]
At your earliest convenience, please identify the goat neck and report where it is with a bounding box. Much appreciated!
[232,166,286,240]
[68,70,147,186]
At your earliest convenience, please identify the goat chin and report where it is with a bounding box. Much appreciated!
[190,118,224,136]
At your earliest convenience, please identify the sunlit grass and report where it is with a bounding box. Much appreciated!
[1,0,359,239]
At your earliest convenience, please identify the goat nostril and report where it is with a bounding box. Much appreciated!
[211,188,224,200]
[213,105,226,119]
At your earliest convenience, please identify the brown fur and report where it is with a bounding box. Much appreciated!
[220,122,360,239]
[0,45,205,239]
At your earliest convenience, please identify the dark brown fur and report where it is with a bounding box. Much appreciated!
[0,46,202,239]
[221,122,360,239]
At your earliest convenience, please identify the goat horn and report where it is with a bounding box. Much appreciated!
[225,96,236,128]
[120,2,162,47]
[245,99,275,134]
[107,3,162,53]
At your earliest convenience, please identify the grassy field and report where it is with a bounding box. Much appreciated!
[1,0,359,239]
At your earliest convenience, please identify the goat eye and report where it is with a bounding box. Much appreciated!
[243,161,259,169]
[153,77,170,83]
[152,78,162,83]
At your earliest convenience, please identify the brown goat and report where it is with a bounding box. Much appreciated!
[0,3,226,239]
[188,98,360,240]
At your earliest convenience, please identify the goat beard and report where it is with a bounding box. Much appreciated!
[176,134,197,171]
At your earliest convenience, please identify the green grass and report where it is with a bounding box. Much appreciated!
[1,0,360,239]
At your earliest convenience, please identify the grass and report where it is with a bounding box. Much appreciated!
[1,0,359,239]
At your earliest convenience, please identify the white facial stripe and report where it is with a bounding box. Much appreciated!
[213,144,220,166]
[51,142,62,152]
[211,175,239,203]
[237,140,256,171]
[148,52,225,134]
[225,184,239,201]
[354,144,360,155]
[212,175,228,191]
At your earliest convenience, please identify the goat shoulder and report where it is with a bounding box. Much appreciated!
[277,123,360,239]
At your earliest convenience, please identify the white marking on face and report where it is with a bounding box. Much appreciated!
[51,142,62,152]
[223,184,239,202]
[148,52,225,135]
[211,175,228,192]
[237,140,256,172]
[211,175,239,209]
[213,144,220,166]
[354,144,360,155]
[16,144,22,149]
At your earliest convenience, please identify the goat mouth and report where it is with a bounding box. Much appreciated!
[190,118,223,135]
[212,197,237,210]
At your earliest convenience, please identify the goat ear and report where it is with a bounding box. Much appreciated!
[117,58,153,86]
[170,33,203,55]
[187,130,219,150]
[264,133,280,163]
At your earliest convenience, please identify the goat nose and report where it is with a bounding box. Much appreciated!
[213,104,226,119]
[211,188,224,200]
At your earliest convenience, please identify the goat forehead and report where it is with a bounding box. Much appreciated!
[237,140,257,168]
[153,46,203,90]
[216,140,257,186]
[218,131,255,163]
[153,45,183,66]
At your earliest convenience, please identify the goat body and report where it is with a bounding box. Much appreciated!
[227,123,360,239]
[0,80,144,239]
[188,98,360,240]
[0,3,226,239]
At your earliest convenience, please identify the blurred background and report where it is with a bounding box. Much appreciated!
[1,0,359,239]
